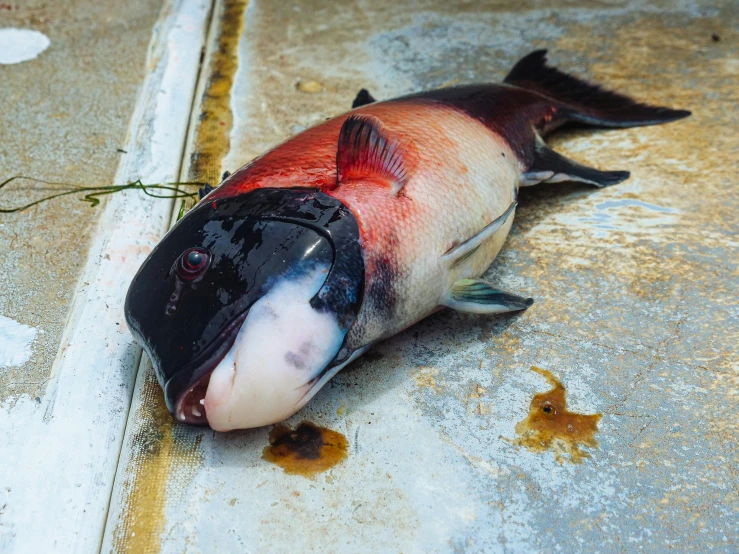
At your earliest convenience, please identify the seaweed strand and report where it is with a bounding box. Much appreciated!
[0,175,205,213]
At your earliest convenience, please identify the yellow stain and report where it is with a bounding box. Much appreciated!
[186,0,249,202]
[111,367,206,552]
[514,366,602,464]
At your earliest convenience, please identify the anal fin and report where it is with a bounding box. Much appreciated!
[521,141,630,188]
[443,279,534,315]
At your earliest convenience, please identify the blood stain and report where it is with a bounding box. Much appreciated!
[263,422,348,476]
[514,366,602,464]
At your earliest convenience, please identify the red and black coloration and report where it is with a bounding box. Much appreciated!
[125,50,690,431]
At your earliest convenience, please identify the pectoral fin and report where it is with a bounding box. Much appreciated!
[336,114,414,195]
[521,141,630,187]
[442,202,517,267]
[443,279,534,314]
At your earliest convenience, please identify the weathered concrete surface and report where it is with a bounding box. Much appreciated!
[0,1,212,552]
[0,0,164,404]
[105,0,738,552]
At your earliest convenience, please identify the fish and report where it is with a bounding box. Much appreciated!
[125,50,690,431]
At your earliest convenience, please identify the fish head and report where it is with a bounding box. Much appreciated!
[124,188,364,431]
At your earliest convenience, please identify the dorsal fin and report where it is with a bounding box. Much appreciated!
[352,89,376,108]
[337,114,412,195]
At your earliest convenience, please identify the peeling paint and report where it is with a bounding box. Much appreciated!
[0,315,38,369]
[0,28,49,64]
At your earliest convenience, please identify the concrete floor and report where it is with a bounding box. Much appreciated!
[0,0,163,404]
[3,0,738,552]
[105,0,739,552]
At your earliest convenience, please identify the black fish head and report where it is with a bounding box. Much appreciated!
[124,188,364,429]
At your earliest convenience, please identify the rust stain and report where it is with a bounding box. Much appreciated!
[111,370,203,553]
[514,366,602,464]
[501,11,738,408]
[263,422,348,476]
[187,0,248,194]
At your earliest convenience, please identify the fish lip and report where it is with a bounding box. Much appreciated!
[167,310,248,423]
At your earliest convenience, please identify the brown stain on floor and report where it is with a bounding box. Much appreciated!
[102,4,738,549]
[514,366,602,464]
[263,422,348,476]
[186,0,248,195]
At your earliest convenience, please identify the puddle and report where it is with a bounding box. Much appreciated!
[514,366,601,464]
[594,198,679,214]
[530,194,682,243]
[575,196,680,237]
[263,422,348,476]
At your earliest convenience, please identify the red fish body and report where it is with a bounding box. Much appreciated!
[214,100,520,347]
[125,51,689,431]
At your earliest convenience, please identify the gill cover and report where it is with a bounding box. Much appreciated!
[124,188,364,413]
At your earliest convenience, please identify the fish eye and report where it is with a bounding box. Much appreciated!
[186,250,205,269]
[177,247,210,280]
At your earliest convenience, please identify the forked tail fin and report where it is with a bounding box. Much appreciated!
[504,50,691,129]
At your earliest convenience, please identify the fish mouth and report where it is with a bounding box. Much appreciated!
[169,311,248,425]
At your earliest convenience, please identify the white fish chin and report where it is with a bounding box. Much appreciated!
[203,265,345,431]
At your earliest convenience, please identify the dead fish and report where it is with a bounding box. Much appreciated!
[125,50,689,431]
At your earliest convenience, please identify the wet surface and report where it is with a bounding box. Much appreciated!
[514,366,601,464]
[263,421,349,476]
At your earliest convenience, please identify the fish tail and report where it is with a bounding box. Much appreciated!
[504,50,691,132]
